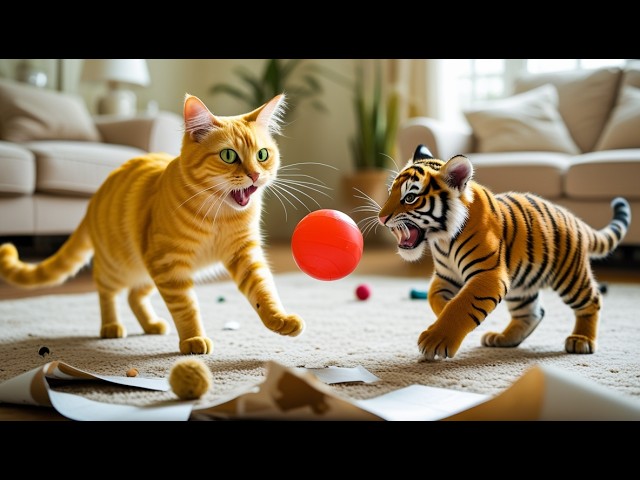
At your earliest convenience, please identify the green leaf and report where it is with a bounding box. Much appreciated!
[209,84,253,107]
[209,59,329,119]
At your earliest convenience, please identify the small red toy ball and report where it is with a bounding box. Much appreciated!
[291,209,364,281]
[355,284,371,300]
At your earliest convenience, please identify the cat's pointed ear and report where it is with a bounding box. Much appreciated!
[441,155,473,193]
[248,94,287,136]
[184,94,222,142]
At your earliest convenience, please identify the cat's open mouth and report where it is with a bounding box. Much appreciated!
[390,221,425,249]
[230,186,258,207]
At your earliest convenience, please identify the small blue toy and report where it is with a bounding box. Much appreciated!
[410,288,428,300]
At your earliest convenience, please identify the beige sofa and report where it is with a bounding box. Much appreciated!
[398,64,640,246]
[0,79,183,239]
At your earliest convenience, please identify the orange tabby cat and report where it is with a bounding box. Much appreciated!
[0,93,305,354]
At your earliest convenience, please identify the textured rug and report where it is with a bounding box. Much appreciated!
[0,273,639,411]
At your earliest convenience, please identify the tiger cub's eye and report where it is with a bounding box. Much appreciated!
[404,193,417,204]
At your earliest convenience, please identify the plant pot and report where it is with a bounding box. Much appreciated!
[341,169,396,247]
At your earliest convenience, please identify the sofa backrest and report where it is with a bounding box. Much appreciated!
[513,67,623,153]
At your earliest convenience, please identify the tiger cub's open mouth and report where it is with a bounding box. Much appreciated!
[390,221,425,249]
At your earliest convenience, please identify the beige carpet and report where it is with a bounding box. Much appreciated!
[1,272,639,410]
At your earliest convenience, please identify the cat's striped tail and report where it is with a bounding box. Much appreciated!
[0,218,94,288]
[588,197,631,259]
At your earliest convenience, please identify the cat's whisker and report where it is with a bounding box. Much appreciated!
[265,185,299,222]
[199,185,231,229]
[194,188,223,223]
[276,175,332,189]
[267,184,305,211]
[198,193,219,230]
[279,161,339,172]
[278,173,332,188]
[175,179,228,214]
[271,182,325,210]
[275,178,333,198]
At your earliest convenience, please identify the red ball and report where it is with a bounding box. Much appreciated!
[355,284,371,300]
[291,209,364,281]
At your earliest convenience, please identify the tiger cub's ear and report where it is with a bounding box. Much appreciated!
[442,155,473,192]
[183,94,223,143]
[413,144,434,161]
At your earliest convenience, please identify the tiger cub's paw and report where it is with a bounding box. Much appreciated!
[265,313,305,337]
[143,318,170,335]
[565,335,596,354]
[481,331,521,348]
[101,323,127,339]
[180,336,213,355]
[417,326,462,361]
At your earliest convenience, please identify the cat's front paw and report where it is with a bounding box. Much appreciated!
[565,334,596,354]
[264,313,305,337]
[101,323,126,338]
[417,325,463,361]
[180,336,213,355]
[142,318,170,335]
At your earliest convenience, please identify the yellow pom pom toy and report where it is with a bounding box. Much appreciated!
[169,357,213,400]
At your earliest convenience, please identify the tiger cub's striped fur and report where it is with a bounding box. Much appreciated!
[379,145,630,360]
[0,94,304,354]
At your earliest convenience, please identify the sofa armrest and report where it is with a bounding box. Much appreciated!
[93,112,184,157]
[398,117,474,160]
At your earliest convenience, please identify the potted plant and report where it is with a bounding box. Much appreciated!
[319,60,400,243]
[209,59,327,119]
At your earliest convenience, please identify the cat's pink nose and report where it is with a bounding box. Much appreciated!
[378,215,389,225]
[248,172,260,183]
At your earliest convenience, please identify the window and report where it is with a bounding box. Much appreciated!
[439,59,628,124]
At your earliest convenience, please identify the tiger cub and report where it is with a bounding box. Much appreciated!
[0,93,304,354]
[379,144,630,360]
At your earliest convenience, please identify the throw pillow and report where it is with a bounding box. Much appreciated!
[0,79,101,143]
[463,84,581,154]
[514,67,622,153]
[594,86,640,151]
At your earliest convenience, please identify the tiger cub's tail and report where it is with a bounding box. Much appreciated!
[587,197,631,259]
[0,218,94,288]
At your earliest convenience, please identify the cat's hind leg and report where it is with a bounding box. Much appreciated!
[482,291,544,348]
[98,289,127,338]
[93,259,127,338]
[128,284,170,335]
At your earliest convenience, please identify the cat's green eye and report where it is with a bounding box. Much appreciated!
[220,149,238,164]
[257,148,269,162]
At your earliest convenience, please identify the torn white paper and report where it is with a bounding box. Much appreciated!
[303,365,381,384]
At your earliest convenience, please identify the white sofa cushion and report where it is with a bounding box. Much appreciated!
[463,85,580,155]
[0,79,101,143]
[514,67,622,153]
[23,141,145,196]
[565,150,640,200]
[0,140,35,194]
[594,86,640,151]
[467,152,570,199]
